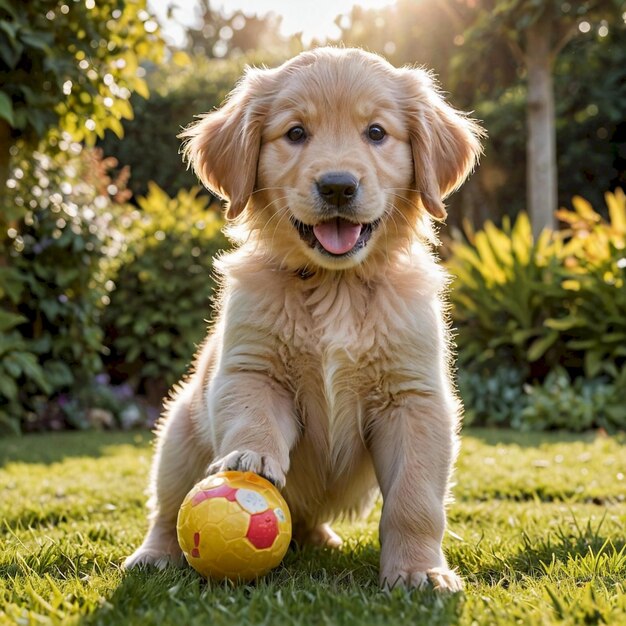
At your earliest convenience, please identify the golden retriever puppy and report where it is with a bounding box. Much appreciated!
[124,47,482,591]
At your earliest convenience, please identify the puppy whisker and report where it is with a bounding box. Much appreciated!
[385,198,421,241]
[267,204,293,252]
[250,186,289,196]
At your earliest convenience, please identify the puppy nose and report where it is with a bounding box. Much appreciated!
[316,172,359,207]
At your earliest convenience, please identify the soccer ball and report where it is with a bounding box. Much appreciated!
[176,471,292,582]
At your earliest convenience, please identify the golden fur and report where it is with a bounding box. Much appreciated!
[124,47,483,591]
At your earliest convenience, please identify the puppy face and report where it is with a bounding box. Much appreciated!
[256,54,414,270]
[181,48,482,271]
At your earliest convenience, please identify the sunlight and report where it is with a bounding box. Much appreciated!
[148,0,396,46]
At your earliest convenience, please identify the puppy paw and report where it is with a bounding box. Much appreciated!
[123,525,184,571]
[124,543,184,571]
[381,567,463,592]
[427,567,464,592]
[208,450,286,489]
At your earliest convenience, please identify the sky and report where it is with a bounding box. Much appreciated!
[147,0,395,46]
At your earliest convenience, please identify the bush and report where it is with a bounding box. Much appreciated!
[448,190,626,383]
[56,374,156,432]
[0,142,130,432]
[458,366,626,433]
[448,211,566,379]
[99,54,250,199]
[520,368,626,433]
[551,193,626,378]
[102,183,228,398]
[450,189,626,432]
[458,365,529,429]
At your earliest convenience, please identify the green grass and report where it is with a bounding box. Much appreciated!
[1,429,625,625]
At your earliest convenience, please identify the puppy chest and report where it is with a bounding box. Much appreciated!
[289,346,374,438]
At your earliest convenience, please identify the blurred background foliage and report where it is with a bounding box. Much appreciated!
[101,183,227,401]
[450,189,626,431]
[1,0,625,434]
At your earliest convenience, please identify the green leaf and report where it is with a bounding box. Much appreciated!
[0,310,26,332]
[0,374,18,400]
[12,352,51,394]
[544,316,586,331]
[0,410,20,434]
[584,351,603,378]
[0,267,25,303]
[18,30,54,52]
[0,0,18,17]
[527,331,559,362]
[43,360,74,388]
[0,90,15,125]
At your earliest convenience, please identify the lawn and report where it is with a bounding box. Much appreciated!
[0,429,624,625]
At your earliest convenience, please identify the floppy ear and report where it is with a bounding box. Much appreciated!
[402,69,484,220]
[179,68,271,219]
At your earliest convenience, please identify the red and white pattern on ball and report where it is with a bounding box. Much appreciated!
[191,482,286,550]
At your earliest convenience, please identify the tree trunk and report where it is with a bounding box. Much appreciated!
[525,14,557,238]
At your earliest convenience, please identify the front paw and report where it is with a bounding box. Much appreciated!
[381,566,463,592]
[207,450,286,489]
[124,545,184,571]
[123,527,184,571]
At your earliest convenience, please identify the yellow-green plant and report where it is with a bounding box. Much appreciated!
[555,189,626,265]
[449,190,626,381]
[546,189,626,377]
[448,212,566,376]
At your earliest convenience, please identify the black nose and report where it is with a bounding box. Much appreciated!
[316,172,359,207]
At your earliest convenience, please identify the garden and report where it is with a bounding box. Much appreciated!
[1,1,625,624]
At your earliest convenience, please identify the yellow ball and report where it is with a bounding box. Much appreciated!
[176,471,292,582]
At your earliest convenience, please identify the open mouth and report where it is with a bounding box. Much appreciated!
[291,216,381,257]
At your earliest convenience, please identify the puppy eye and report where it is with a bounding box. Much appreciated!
[286,125,307,143]
[367,124,386,142]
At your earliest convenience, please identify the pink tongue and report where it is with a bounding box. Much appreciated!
[313,218,362,255]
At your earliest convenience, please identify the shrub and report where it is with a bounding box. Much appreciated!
[451,189,626,432]
[550,192,626,378]
[458,366,626,433]
[56,374,156,432]
[102,183,228,398]
[448,211,566,379]
[0,142,130,432]
[0,308,50,433]
[458,365,529,429]
[99,54,250,199]
[448,190,626,383]
[520,367,626,433]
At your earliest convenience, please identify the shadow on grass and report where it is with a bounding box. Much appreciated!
[463,518,626,589]
[0,430,152,467]
[80,547,465,626]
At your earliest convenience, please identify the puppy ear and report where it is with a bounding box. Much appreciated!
[402,69,484,220]
[179,68,271,219]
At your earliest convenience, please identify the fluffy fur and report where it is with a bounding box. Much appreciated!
[124,47,483,591]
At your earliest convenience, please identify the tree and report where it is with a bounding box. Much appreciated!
[456,0,626,236]
[331,0,513,225]
[184,0,291,59]
[0,0,164,212]
[99,2,303,199]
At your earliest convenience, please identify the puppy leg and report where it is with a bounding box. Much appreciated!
[368,393,462,592]
[207,373,299,489]
[124,386,210,570]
